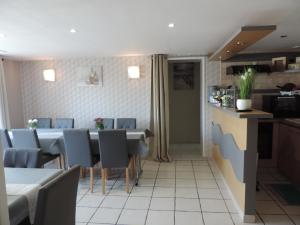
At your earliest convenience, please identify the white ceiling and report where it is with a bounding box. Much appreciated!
[0,0,300,60]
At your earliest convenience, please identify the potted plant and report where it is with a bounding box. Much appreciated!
[236,68,256,110]
[28,119,38,129]
[94,117,104,130]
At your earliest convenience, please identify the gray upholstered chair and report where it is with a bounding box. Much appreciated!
[0,129,13,151]
[11,129,60,167]
[36,118,52,128]
[33,166,80,225]
[103,118,114,129]
[98,130,134,194]
[55,118,74,129]
[11,129,40,148]
[63,129,99,192]
[4,148,42,168]
[116,118,136,129]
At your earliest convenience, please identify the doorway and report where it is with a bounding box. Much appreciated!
[168,57,205,159]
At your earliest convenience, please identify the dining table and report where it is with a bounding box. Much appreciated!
[5,168,63,225]
[9,128,153,185]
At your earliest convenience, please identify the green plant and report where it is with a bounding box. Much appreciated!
[28,119,38,129]
[94,117,104,129]
[238,68,256,99]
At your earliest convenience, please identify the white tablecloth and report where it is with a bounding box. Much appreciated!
[6,184,40,223]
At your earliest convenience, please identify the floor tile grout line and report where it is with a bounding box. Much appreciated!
[192,159,206,225]
[208,159,236,225]
[86,172,120,224]
[258,179,297,225]
[143,160,160,225]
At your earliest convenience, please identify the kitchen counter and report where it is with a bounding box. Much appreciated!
[209,103,273,119]
[209,103,272,222]
[282,118,300,129]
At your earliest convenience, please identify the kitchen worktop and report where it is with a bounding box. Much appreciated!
[282,118,300,128]
[209,103,273,119]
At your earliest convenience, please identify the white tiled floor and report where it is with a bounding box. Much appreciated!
[256,167,300,225]
[75,149,300,225]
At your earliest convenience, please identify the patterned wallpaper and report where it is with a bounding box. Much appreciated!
[20,56,151,128]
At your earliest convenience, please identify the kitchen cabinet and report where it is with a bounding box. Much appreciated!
[257,120,279,167]
[277,123,300,187]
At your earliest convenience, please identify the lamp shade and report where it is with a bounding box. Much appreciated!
[43,69,56,82]
[128,66,140,79]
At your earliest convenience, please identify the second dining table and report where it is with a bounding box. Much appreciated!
[9,128,153,184]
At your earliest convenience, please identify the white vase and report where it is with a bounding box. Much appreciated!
[236,99,252,110]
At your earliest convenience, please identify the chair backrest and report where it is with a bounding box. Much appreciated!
[103,118,114,129]
[63,129,93,167]
[116,118,136,129]
[33,166,80,225]
[37,118,52,128]
[4,148,42,168]
[11,129,40,148]
[0,129,12,150]
[55,118,74,129]
[98,130,129,168]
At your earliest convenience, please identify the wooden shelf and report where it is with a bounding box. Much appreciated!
[271,69,300,74]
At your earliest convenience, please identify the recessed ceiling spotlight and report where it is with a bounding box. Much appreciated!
[292,45,300,49]
[168,23,175,28]
[280,35,288,38]
[226,50,231,53]
[0,33,5,38]
[70,28,77,33]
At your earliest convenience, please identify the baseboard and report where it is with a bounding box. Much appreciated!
[210,159,256,223]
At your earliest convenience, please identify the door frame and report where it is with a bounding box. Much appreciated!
[168,56,207,156]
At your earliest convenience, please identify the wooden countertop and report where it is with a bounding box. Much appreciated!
[209,103,273,119]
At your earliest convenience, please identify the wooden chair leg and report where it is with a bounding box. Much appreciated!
[80,167,84,178]
[90,167,94,193]
[60,154,65,170]
[56,157,61,169]
[125,168,129,193]
[101,168,106,194]
[131,156,136,179]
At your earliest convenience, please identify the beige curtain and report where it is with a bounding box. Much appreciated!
[150,54,170,162]
[0,59,10,129]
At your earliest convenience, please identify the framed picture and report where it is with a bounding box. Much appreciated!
[76,66,103,86]
[173,63,194,90]
[272,57,287,72]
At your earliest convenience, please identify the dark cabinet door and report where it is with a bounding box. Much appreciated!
[278,123,300,187]
[258,122,273,159]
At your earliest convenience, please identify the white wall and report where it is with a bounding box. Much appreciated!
[204,60,221,156]
[3,59,24,128]
[20,56,151,128]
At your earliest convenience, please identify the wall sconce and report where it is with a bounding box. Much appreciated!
[128,66,140,79]
[43,69,56,82]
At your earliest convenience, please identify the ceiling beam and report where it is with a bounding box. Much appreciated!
[209,25,276,61]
